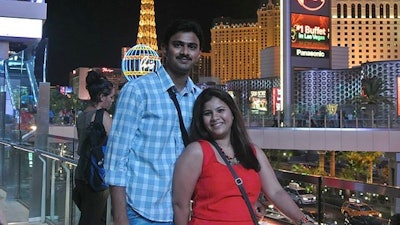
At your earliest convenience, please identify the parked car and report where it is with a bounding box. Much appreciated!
[344,215,385,225]
[284,182,317,205]
[340,198,382,218]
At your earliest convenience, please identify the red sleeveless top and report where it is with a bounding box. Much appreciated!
[189,140,261,225]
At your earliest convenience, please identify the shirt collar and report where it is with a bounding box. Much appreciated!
[156,65,200,95]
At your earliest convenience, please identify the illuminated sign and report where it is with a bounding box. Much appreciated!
[291,13,330,58]
[272,87,281,114]
[0,17,42,39]
[101,67,114,73]
[59,86,73,95]
[296,0,326,11]
[122,44,161,81]
[249,90,268,113]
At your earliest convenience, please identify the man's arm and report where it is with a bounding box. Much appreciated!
[110,186,129,225]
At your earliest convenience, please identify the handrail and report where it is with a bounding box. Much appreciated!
[0,138,78,165]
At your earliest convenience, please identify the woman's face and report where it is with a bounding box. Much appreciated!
[100,88,115,110]
[202,96,234,140]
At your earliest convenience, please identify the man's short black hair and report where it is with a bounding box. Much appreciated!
[162,19,204,50]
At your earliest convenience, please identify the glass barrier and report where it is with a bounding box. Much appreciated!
[244,105,400,129]
[0,139,79,225]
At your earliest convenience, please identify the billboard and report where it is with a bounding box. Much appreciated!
[291,13,330,58]
[272,87,281,115]
[59,86,73,95]
[249,90,268,114]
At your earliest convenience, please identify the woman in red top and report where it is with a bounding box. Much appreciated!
[172,88,315,225]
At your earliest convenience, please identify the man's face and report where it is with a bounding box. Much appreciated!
[163,31,201,77]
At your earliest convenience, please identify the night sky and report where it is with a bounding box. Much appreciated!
[43,0,259,85]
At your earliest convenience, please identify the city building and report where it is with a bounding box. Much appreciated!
[332,0,400,68]
[227,59,400,126]
[211,17,259,84]
[0,0,46,59]
[210,0,400,82]
[191,52,212,83]
[210,0,280,84]
[257,0,280,49]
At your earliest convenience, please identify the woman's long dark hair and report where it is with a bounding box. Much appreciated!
[190,88,260,171]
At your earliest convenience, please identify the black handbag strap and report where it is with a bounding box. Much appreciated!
[209,140,259,225]
[167,87,189,147]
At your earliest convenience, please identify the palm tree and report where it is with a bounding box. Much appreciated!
[328,151,336,177]
[352,76,393,105]
[349,76,393,127]
[339,151,383,183]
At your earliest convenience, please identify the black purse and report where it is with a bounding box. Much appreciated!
[209,140,259,225]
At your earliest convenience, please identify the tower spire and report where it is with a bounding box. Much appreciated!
[137,0,158,50]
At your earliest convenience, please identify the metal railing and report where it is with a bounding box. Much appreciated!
[244,105,400,129]
[0,137,79,225]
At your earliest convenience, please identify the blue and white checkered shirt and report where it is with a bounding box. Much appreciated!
[104,66,202,222]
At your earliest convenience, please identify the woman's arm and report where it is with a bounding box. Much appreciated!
[172,142,203,225]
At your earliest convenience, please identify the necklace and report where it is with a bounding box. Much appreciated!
[221,150,240,165]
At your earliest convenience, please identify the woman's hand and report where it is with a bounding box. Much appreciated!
[297,214,316,225]
[254,198,266,220]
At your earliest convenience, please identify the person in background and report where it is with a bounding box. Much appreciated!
[73,70,115,225]
[49,108,54,124]
[172,88,315,225]
[104,19,203,225]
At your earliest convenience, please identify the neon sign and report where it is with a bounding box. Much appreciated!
[139,56,156,71]
[291,13,330,58]
[296,0,326,11]
[101,67,114,73]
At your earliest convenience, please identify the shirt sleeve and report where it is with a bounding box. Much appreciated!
[104,83,143,186]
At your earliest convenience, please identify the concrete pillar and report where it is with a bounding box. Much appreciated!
[29,82,50,222]
[281,0,292,127]
[0,42,9,60]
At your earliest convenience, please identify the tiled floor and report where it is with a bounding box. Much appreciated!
[0,189,47,225]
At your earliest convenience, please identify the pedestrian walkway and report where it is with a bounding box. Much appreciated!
[0,189,47,225]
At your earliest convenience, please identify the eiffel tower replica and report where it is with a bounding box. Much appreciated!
[136,0,158,50]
